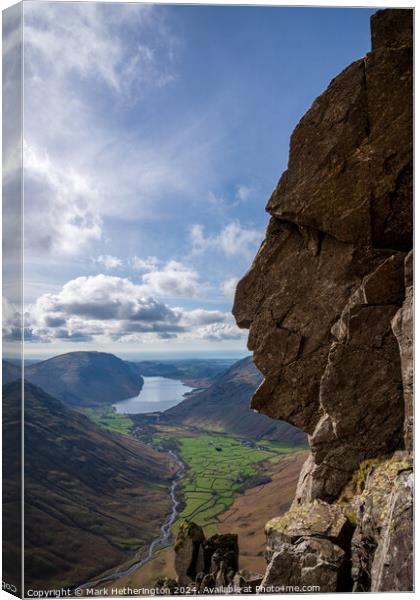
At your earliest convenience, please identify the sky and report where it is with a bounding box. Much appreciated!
[3,1,377,359]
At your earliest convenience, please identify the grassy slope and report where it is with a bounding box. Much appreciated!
[89,396,307,591]
[218,450,309,572]
[3,381,174,591]
[82,406,134,435]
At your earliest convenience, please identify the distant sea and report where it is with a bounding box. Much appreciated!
[113,376,194,414]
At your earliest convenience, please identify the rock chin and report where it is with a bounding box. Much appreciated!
[232,8,413,593]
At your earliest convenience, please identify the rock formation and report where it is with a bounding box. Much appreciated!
[157,520,262,594]
[233,8,413,593]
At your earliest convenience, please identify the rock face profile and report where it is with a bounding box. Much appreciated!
[233,9,413,593]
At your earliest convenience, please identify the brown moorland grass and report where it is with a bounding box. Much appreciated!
[218,450,308,573]
[3,381,176,592]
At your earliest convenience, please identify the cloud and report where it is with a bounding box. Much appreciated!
[21,1,202,238]
[19,275,237,344]
[3,5,22,179]
[141,260,199,298]
[34,275,178,323]
[190,222,263,259]
[131,256,160,271]
[191,322,245,342]
[96,255,123,270]
[205,186,255,216]
[23,144,102,256]
[180,309,227,327]
[24,2,177,101]
[130,258,202,298]
[235,184,253,203]
[2,6,24,262]
[190,225,210,253]
[26,275,183,343]
[2,297,21,341]
[222,277,239,300]
[19,1,239,266]
[206,190,229,215]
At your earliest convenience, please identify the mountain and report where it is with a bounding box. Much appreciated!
[2,359,21,385]
[3,380,174,591]
[136,358,236,387]
[24,351,143,407]
[163,356,307,445]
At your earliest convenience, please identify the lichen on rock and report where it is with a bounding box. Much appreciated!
[265,500,350,547]
[174,520,205,585]
[350,454,413,591]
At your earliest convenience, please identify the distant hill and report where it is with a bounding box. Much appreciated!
[136,358,236,387]
[3,380,174,591]
[163,356,307,445]
[2,359,21,385]
[23,351,143,407]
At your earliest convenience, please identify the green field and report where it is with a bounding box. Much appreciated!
[84,410,302,537]
[83,406,134,435]
[170,433,297,534]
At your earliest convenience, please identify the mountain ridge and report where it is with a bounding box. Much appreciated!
[10,351,143,407]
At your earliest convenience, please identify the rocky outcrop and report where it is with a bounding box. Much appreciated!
[348,455,413,592]
[262,537,349,592]
[160,520,262,593]
[233,8,413,593]
[391,251,413,451]
[262,501,353,592]
[174,521,205,586]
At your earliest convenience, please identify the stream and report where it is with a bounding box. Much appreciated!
[78,449,185,590]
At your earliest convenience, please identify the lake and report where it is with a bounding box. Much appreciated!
[113,376,193,414]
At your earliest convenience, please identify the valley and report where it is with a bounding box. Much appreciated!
[2,351,307,593]
[135,358,236,388]
[149,429,300,536]
[98,448,308,590]
[77,356,308,590]
[79,418,306,590]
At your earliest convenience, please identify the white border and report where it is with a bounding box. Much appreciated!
[0,2,416,600]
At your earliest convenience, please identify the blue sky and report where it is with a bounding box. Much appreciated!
[3,1,376,358]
